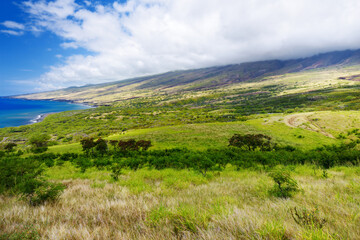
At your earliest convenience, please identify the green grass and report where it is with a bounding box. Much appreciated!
[48,114,339,154]
[244,115,337,149]
[44,161,110,181]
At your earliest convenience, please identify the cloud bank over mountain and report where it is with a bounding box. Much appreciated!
[14,0,360,89]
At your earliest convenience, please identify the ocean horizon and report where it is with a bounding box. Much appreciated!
[0,98,90,128]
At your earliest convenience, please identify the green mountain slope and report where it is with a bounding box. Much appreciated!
[14,49,360,105]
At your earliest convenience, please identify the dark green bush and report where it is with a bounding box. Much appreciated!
[229,133,275,151]
[28,181,65,206]
[75,157,93,173]
[110,162,124,181]
[0,156,65,205]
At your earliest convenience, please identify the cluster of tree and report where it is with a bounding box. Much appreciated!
[229,134,276,151]
[80,137,152,155]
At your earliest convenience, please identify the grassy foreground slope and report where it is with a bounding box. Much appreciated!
[1,166,359,239]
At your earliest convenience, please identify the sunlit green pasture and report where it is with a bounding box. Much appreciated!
[48,114,338,154]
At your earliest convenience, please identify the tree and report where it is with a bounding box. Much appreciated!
[229,134,275,151]
[95,138,108,155]
[80,137,96,155]
[136,140,152,151]
[109,140,119,150]
[118,139,139,151]
[29,134,51,153]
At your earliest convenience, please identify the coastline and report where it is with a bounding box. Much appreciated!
[0,98,93,128]
[29,113,53,125]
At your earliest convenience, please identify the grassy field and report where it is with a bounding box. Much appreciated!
[1,165,359,239]
[47,112,340,154]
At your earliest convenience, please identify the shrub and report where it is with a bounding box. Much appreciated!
[4,142,17,152]
[28,134,51,153]
[110,162,123,181]
[191,154,215,176]
[0,224,40,240]
[0,156,65,205]
[0,157,43,194]
[28,182,65,206]
[290,206,326,229]
[75,157,92,173]
[268,167,299,198]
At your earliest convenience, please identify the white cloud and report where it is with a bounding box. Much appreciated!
[2,21,25,30]
[18,0,360,89]
[1,30,24,36]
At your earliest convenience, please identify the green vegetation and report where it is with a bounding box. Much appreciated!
[1,60,360,239]
[268,167,300,198]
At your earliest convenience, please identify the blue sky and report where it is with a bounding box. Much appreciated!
[1,0,360,97]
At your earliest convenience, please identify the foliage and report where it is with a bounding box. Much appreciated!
[118,139,139,151]
[0,156,65,205]
[0,224,40,240]
[268,167,299,198]
[228,133,275,151]
[290,206,327,229]
[0,157,44,194]
[110,162,123,181]
[80,137,96,154]
[95,138,108,155]
[3,142,17,152]
[136,140,152,151]
[75,156,92,173]
[29,134,51,153]
[28,181,65,206]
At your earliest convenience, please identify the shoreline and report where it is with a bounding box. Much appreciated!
[0,98,95,129]
[28,113,54,125]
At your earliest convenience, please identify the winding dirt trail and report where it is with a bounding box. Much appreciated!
[284,113,335,138]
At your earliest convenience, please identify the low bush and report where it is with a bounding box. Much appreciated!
[290,206,326,229]
[28,181,65,206]
[0,224,40,240]
[268,167,299,198]
[0,156,65,205]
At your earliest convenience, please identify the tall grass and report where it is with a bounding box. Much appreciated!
[1,165,359,239]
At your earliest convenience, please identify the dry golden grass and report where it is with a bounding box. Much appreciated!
[1,166,359,239]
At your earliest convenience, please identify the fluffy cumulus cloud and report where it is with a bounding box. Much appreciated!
[18,0,360,89]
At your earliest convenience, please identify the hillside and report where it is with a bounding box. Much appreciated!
[2,50,360,240]
[14,49,360,105]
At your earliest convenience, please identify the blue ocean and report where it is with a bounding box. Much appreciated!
[0,98,90,128]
